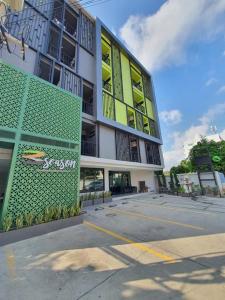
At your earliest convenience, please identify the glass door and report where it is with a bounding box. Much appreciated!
[109,171,131,195]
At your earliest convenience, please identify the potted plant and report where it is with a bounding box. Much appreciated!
[0,202,83,246]
[81,193,93,208]
[104,191,112,203]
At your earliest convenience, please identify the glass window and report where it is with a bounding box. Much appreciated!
[38,56,52,82]
[80,168,104,193]
[145,142,161,165]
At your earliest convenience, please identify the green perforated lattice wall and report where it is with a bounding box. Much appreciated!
[0,61,82,225]
[143,74,152,100]
[22,78,81,142]
[103,92,115,120]
[5,144,80,219]
[112,45,123,101]
[0,62,27,129]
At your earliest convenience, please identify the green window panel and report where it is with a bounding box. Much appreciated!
[136,111,143,131]
[146,98,155,120]
[120,53,133,106]
[0,62,27,129]
[22,78,81,142]
[112,45,123,101]
[103,92,115,120]
[143,74,152,100]
[143,116,150,134]
[3,144,80,221]
[127,107,136,129]
[115,100,127,126]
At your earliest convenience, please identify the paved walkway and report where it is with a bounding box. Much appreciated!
[1,194,225,299]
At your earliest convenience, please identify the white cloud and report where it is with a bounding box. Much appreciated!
[159,109,182,125]
[120,0,225,72]
[163,102,225,170]
[222,50,225,56]
[205,78,217,86]
[217,85,225,94]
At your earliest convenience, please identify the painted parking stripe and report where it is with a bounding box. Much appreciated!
[130,200,214,215]
[107,208,205,231]
[84,221,174,263]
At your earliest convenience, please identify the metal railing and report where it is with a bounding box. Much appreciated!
[81,140,96,157]
[48,44,59,59]
[61,51,75,68]
[132,81,143,92]
[102,81,112,93]
[102,54,111,66]
[82,101,93,115]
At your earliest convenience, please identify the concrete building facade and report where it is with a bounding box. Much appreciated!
[0,0,163,223]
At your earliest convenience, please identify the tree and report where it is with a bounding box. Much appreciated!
[189,138,225,174]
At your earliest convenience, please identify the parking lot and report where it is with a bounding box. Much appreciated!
[1,193,225,300]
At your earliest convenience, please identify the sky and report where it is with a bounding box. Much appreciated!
[87,0,225,170]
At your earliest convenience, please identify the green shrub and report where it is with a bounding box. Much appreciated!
[24,213,33,227]
[35,214,44,225]
[44,207,54,223]
[62,206,69,219]
[54,206,62,220]
[69,206,76,217]
[104,191,112,198]
[74,203,81,216]
[16,215,24,229]
[2,216,13,232]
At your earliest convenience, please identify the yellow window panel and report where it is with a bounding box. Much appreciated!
[146,98,155,120]
[120,53,133,106]
[115,100,127,126]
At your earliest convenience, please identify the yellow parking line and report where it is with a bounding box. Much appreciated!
[107,208,205,231]
[131,200,213,215]
[84,221,174,263]
[5,248,16,279]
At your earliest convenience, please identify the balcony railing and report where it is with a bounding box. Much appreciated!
[130,151,139,162]
[102,81,112,93]
[134,103,145,114]
[132,81,143,92]
[48,44,59,59]
[61,51,75,68]
[64,21,77,38]
[102,54,111,66]
[82,101,93,116]
[81,141,96,157]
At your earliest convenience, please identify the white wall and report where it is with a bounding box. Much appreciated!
[99,125,116,160]
[130,170,156,192]
[0,44,37,74]
[78,47,96,84]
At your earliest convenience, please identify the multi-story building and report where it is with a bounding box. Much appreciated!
[0,0,163,224]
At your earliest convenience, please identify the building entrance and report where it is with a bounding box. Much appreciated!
[109,171,132,195]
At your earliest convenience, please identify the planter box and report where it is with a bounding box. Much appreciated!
[0,214,83,247]
[93,198,104,205]
[82,199,93,208]
[104,197,112,203]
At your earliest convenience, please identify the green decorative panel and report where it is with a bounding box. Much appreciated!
[112,45,123,101]
[4,144,80,220]
[136,111,143,131]
[103,92,115,120]
[0,61,82,226]
[23,78,81,142]
[143,74,152,100]
[115,100,127,126]
[0,62,27,129]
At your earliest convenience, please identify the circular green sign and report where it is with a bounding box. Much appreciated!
[212,155,221,163]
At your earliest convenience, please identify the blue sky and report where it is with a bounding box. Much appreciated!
[88,0,225,169]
